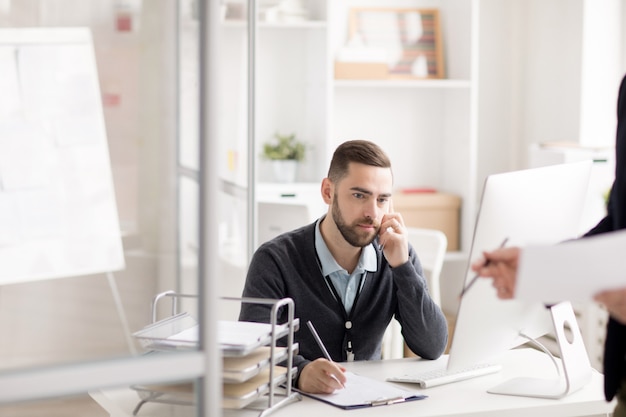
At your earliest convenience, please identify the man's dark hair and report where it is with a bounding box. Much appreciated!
[327,140,392,183]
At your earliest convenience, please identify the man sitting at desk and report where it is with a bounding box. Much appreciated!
[239,140,448,394]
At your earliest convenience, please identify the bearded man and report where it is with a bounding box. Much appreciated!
[239,140,448,394]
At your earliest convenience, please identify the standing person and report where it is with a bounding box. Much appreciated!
[239,140,448,394]
[472,74,626,415]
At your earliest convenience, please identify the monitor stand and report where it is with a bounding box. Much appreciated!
[488,301,593,399]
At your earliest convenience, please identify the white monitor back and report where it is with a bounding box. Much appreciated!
[447,161,592,371]
[257,201,312,246]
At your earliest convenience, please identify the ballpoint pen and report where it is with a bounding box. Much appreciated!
[459,237,509,297]
[306,320,345,388]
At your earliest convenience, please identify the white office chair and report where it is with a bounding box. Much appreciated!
[382,227,448,359]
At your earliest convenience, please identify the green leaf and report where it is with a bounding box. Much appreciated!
[261,132,306,161]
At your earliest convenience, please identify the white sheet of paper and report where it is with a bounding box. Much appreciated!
[303,371,421,408]
[0,47,22,118]
[516,229,626,302]
[0,121,51,191]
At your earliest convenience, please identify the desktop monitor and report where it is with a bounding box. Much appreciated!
[447,161,593,373]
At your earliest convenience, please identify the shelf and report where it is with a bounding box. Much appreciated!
[131,294,301,414]
[223,345,298,383]
[334,78,471,89]
[221,20,327,29]
[444,251,469,262]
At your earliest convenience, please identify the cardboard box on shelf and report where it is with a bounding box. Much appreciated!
[334,61,388,80]
[392,191,461,251]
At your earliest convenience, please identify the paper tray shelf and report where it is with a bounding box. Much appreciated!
[131,366,297,410]
[223,344,299,383]
[130,293,301,416]
[133,313,300,357]
[132,312,197,351]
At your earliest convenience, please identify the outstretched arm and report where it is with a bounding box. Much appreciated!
[471,247,521,299]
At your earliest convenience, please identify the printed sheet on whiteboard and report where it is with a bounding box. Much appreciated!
[0,28,125,285]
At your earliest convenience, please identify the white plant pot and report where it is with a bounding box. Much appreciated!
[271,160,298,183]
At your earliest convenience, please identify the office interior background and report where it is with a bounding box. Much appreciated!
[0,0,626,415]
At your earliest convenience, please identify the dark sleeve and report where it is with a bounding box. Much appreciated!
[584,181,615,237]
[392,248,448,359]
[239,245,287,323]
[237,244,311,384]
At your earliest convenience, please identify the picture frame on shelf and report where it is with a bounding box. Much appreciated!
[341,7,445,80]
[220,0,246,21]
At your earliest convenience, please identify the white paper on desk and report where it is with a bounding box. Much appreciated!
[516,229,626,302]
[300,371,425,409]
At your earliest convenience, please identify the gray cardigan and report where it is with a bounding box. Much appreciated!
[239,222,448,380]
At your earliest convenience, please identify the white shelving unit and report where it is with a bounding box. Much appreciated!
[329,1,479,257]
[245,0,480,255]
[213,0,483,308]
[334,79,472,88]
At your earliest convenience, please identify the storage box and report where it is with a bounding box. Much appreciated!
[392,192,461,251]
[334,61,388,80]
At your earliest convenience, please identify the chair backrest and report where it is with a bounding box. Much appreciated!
[382,227,447,359]
[406,227,448,306]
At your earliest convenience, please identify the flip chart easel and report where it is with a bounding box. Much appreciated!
[0,28,132,353]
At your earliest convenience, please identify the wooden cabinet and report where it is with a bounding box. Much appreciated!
[392,192,462,251]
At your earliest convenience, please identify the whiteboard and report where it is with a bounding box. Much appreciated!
[0,28,125,285]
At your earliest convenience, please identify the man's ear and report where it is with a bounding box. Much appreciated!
[321,178,333,204]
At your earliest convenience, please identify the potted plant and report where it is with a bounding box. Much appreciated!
[262,132,305,182]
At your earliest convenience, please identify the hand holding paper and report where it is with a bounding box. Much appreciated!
[471,247,520,300]
[594,288,626,325]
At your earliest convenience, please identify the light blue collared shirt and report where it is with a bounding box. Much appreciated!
[315,217,378,315]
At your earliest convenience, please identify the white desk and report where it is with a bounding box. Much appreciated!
[91,348,615,417]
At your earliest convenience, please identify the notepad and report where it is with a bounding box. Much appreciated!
[298,371,426,409]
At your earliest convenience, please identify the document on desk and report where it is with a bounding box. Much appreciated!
[516,229,626,303]
[298,371,426,409]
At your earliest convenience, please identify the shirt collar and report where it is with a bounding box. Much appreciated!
[314,216,378,276]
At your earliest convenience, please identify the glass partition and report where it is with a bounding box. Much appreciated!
[0,1,218,415]
[0,0,262,414]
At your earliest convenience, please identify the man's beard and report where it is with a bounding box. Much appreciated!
[332,195,380,248]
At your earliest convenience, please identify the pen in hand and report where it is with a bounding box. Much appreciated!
[459,237,509,298]
[306,320,345,389]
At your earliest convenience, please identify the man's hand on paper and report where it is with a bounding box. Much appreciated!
[471,247,521,299]
[594,288,626,325]
[298,358,347,394]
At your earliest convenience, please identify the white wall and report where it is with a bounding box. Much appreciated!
[580,0,623,147]
[478,0,625,183]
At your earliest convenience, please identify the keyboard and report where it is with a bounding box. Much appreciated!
[386,362,502,388]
